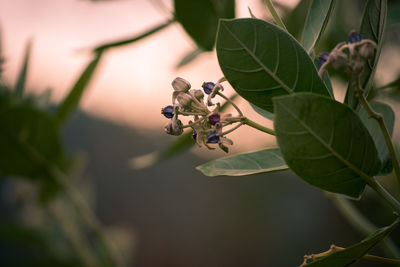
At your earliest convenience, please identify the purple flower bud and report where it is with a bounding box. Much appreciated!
[202,82,215,95]
[192,130,197,140]
[318,52,330,65]
[207,131,220,144]
[161,105,174,118]
[208,113,220,125]
[349,32,362,44]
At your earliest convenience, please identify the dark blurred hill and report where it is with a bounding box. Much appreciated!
[61,112,393,267]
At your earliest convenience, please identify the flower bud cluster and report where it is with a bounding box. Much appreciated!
[318,32,377,78]
[161,77,235,152]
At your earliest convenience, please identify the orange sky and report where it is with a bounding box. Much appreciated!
[1,0,398,154]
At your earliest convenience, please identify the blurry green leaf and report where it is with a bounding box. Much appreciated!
[359,102,394,175]
[345,0,387,110]
[251,103,274,121]
[130,131,194,169]
[274,93,381,199]
[94,19,174,53]
[14,41,32,98]
[33,88,52,109]
[301,0,336,53]
[387,0,400,25]
[216,18,330,113]
[175,47,203,69]
[130,94,238,169]
[303,219,399,266]
[0,104,64,185]
[174,0,235,51]
[55,52,102,125]
[284,0,313,41]
[196,147,288,176]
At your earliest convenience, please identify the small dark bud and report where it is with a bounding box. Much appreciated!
[161,105,174,118]
[206,131,220,144]
[202,82,215,95]
[318,52,330,65]
[192,130,197,140]
[208,113,220,125]
[193,89,204,101]
[349,31,362,44]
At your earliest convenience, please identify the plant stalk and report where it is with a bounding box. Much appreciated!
[242,117,276,135]
[264,0,287,31]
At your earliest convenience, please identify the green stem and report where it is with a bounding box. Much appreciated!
[264,0,287,31]
[50,166,124,267]
[94,19,175,53]
[49,201,99,267]
[242,117,276,135]
[369,178,400,214]
[355,77,400,188]
[19,140,123,266]
[328,193,400,258]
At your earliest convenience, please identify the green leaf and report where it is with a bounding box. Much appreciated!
[54,52,102,125]
[14,41,32,98]
[0,105,63,178]
[216,18,330,114]
[175,47,203,69]
[94,19,174,53]
[284,0,313,41]
[301,0,336,53]
[344,0,387,110]
[196,147,288,176]
[313,54,334,98]
[303,219,399,266]
[274,93,381,199]
[174,0,235,51]
[130,131,194,169]
[359,102,394,175]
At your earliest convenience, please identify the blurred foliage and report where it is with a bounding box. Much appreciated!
[1,0,400,266]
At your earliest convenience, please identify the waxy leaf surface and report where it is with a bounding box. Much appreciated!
[359,101,394,175]
[274,93,381,198]
[216,18,330,113]
[301,0,336,53]
[196,147,288,176]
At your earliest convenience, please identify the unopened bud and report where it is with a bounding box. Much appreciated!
[172,77,191,92]
[330,50,348,71]
[206,131,220,144]
[161,105,174,118]
[202,82,215,95]
[176,93,192,108]
[348,31,362,44]
[358,41,376,60]
[193,89,204,101]
[164,119,183,136]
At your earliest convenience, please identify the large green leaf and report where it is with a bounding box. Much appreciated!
[216,18,330,114]
[54,52,102,125]
[359,101,394,175]
[303,219,399,266]
[284,0,313,41]
[274,93,381,199]
[0,105,63,177]
[174,0,235,51]
[196,147,288,176]
[345,0,387,110]
[14,41,32,98]
[301,0,336,53]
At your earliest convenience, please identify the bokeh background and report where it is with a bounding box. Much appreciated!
[0,0,400,266]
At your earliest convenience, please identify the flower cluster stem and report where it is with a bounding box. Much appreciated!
[242,117,276,136]
[354,76,400,188]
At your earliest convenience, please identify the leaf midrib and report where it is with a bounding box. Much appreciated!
[277,101,373,182]
[221,21,293,94]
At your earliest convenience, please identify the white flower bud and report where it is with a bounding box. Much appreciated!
[172,77,191,92]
